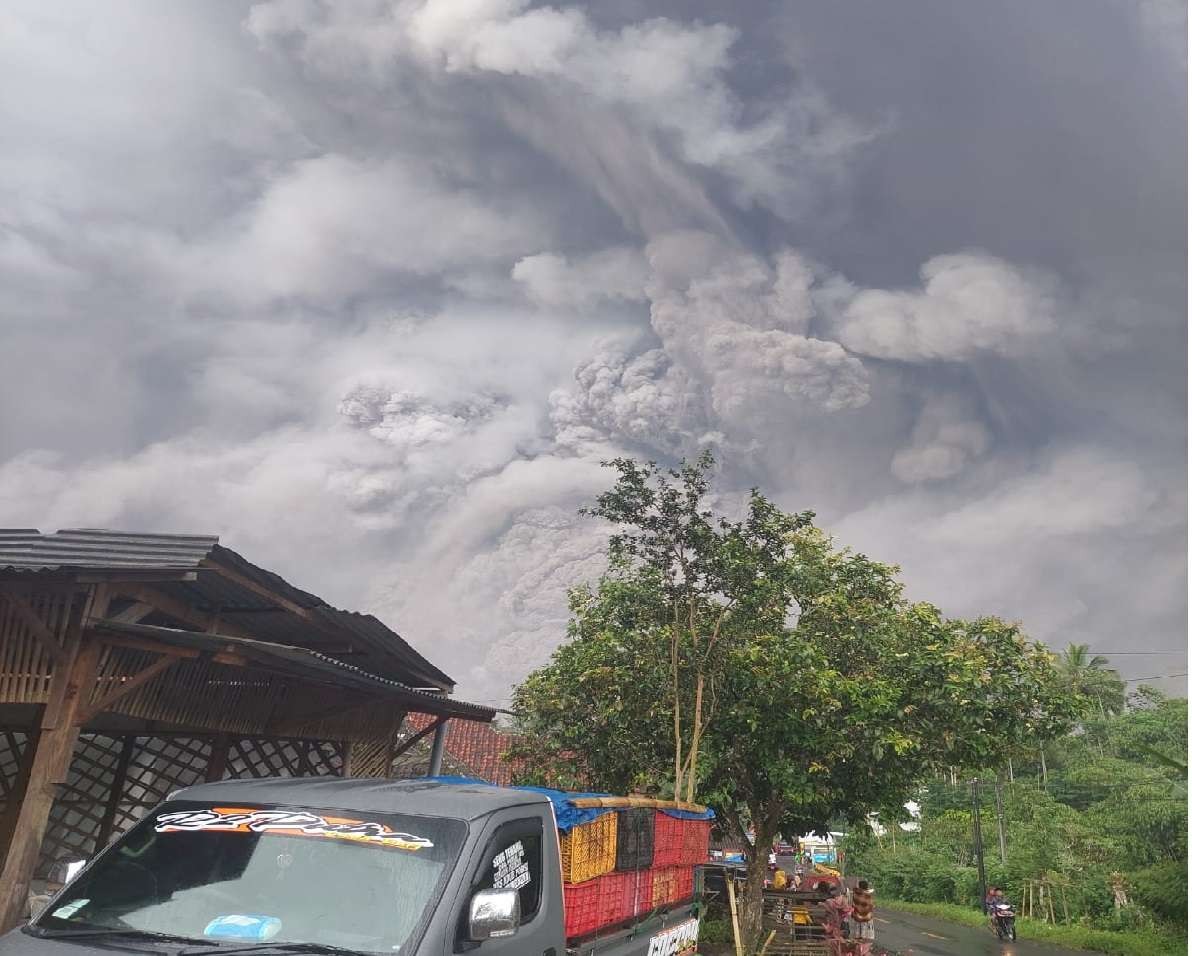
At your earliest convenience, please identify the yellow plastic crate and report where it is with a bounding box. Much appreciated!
[560,813,618,883]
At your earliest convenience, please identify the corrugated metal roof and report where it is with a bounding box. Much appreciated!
[93,620,495,721]
[0,528,218,570]
[318,608,454,689]
[0,529,456,693]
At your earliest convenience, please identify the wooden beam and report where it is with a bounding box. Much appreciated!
[77,655,178,725]
[384,711,409,779]
[118,584,255,640]
[73,571,198,584]
[0,715,41,874]
[87,632,199,660]
[0,590,102,932]
[391,715,445,760]
[199,559,313,620]
[1,593,64,663]
[95,736,134,849]
[204,733,231,782]
[107,602,156,625]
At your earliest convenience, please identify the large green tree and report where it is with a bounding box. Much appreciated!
[1056,643,1127,717]
[511,455,1078,947]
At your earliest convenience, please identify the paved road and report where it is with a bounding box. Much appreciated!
[873,908,1097,956]
[767,856,1095,955]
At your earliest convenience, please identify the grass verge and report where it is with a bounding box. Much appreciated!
[882,900,1185,956]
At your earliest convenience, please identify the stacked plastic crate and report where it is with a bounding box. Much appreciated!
[561,812,619,938]
[560,803,711,940]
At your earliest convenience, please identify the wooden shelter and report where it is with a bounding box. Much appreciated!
[0,529,495,930]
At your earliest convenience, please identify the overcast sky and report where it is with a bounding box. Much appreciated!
[1,0,1185,705]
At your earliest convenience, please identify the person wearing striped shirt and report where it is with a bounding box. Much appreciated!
[848,880,876,954]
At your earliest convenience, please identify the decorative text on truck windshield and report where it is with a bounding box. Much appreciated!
[154,807,435,851]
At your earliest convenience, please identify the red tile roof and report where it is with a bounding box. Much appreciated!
[405,713,525,786]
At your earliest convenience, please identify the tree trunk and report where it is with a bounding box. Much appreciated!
[685,672,704,802]
[671,621,683,796]
[739,813,779,953]
[994,778,1008,864]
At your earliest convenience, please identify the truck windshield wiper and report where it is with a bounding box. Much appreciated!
[28,927,220,946]
[183,943,368,956]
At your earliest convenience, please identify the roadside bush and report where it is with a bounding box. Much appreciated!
[700,918,733,945]
[1127,861,1187,926]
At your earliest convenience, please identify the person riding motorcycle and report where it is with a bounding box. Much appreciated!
[986,887,1008,932]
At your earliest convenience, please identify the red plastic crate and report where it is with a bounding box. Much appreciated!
[652,812,684,866]
[604,873,636,925]
[631,868,654,915]
[674,865,695,903]
[681,819,711,864]
[564,879,602,939]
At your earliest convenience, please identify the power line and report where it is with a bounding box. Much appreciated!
[1096,651,1186,656]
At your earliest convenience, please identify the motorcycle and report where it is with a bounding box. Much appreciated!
[991,901,1017,941]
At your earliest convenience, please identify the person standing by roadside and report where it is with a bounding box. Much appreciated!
[822,884,851,956]
[847,880,875,955]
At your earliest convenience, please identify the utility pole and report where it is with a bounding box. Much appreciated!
[1040,748,1049,786]
[994,778,1008,865]
[971,778,987,907]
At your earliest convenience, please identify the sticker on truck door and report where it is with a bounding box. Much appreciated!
[647,918,699,956]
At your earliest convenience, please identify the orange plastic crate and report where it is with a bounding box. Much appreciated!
[651,865,679,904]
[560,812,618,883]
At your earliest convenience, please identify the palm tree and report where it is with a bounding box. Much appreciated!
[1056,643,1127,717]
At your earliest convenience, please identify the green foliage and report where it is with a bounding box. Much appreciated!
[1127,862,1187,926]
[1056,643,1127,717]
[849,694,1188,934]
[698,917,733,945]
[510,454,1081,949]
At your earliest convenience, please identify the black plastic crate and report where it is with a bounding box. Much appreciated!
[615,808,655,871]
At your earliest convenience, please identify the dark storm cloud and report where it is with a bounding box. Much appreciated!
[0,0,1183,702]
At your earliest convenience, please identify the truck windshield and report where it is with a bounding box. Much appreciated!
[33,802,467,954]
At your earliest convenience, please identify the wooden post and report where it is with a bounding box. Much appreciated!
[0,588,105,932]
[993,778,1008,865]
[726,873,744,956]
[0,716,43,870]
[95,736,134,849]
[205,733,231,782]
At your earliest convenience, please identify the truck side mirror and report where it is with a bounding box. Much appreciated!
[468,888,520,941]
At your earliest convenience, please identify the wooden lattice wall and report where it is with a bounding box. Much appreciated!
[0,583,484,906]
[0,730,352,877]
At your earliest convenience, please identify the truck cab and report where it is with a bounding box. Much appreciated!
[1,778,700,956]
